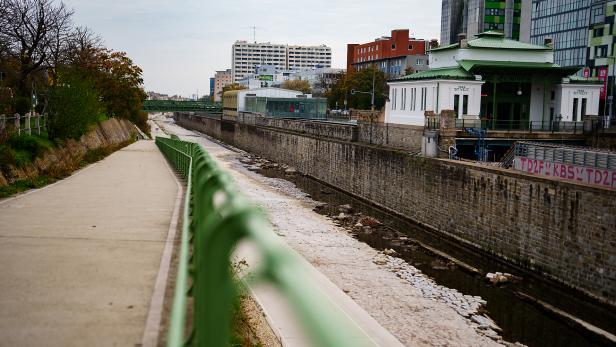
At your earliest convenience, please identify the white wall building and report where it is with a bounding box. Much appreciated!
[235,87,306,112]
[385,31,602,127]
[232,41,331,82]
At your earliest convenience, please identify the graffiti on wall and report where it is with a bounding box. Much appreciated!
[514,156,616,189]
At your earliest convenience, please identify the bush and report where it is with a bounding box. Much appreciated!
[7,133,52,158]
[47,71,102,140]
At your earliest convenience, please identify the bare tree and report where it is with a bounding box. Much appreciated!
[0,0,74,95]
[64,26,102,68]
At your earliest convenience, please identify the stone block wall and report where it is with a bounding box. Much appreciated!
[175,113,616,305]
[357,121,423,151]
[238,112,358,142]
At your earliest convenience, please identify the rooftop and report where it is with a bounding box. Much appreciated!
[431,31,552,52]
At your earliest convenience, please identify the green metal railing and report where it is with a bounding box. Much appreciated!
[143,100,222,113]
[155,137,365,347]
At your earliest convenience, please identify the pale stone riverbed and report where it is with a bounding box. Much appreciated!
[154,115,516,347]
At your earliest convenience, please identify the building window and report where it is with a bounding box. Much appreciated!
[401,88,406,110]
[463,95,468,116]
[391,44,396,50]
[454,94,460,117]
[594,27,604,37]
[408,44,413,50]
[581,98,587,119]
[572,98,578,121]
[595,45,608,57]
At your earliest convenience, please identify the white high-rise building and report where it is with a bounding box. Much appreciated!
[231,41,332,82]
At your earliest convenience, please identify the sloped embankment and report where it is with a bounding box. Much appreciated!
[0,118,137,187]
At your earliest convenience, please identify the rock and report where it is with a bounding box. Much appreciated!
[313,202,327,210]
[320,189,332,194]
[284,167,297,174]
[354,222,363,228]
[486,272,517,285]
[383,248,396,255]
[338,204,353,213]
[333,213,350,221]
[358,216,381,227]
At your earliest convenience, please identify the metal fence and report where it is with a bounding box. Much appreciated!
[155,137,365,347]
[514,141,616,170]
[0,113,46,136]
[424,117,588,134]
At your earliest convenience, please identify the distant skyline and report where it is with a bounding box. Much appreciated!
[63,0,442,97]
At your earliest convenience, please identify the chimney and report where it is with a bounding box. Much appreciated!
[544,37,553,48]
[458,33,468,48]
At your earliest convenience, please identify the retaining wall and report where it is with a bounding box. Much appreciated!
[175,113,616,305]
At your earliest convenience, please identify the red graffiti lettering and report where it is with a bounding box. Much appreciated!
[576,168,584,181]
[603,170,610,186]
[612,172,616,188]
[594,169,603,184]
[519,157,527,171]
[587,168,594,184]
[539,161,545,174]
[568,165,575,180]
[561,165,568,178]
[546,162,552,176]
[553,163,560,177]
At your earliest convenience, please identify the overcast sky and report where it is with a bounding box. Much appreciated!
[62,0,442,97]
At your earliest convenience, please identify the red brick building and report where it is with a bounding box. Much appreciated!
[347,29,437,77]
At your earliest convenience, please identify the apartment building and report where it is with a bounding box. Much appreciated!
[231,41,331,82]
[213,69,233,102]
[347,29,432,78]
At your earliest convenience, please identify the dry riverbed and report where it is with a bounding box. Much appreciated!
[155,115,525,347]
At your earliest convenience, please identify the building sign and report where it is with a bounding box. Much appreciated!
[583,67,590,78]
[514,157,616,189]
[573,89,588,96]
[598,67,608,100]
[454,86,470,92]
[259,75,273,81]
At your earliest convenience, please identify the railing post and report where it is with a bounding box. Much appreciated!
[25,112,31,135]
[35,113,41,135]
[14,113,20,135]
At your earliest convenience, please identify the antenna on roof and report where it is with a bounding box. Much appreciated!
[251,25,260,43]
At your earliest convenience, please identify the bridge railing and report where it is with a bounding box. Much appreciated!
[155,136,365,347]
[143,100,222,113]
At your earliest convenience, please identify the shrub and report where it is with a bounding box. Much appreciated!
[47,71,102,140]
[7,134,52,158]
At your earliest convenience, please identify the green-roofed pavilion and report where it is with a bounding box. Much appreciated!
[385,31,602,129]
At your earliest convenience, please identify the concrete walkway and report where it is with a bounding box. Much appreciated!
[0,141,179,347]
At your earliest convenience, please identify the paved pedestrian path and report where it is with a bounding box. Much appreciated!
[0,141,179,347]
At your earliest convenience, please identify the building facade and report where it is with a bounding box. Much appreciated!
[385,32,601,127]
[213,69,233,102]
[441,0,532,45]
[586,0,616,118]
[530,0,606,69]
[237,65,344,95]
[209,77,215,98]
[231,41,331,82]
[347,29,432,78]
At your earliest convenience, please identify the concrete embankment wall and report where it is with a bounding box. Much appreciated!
[0,118,137,186]
[176,113,616,306]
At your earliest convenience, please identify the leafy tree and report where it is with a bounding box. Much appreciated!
[281,79,311,94]
[325,67,387,110]
[46,69,102,140]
